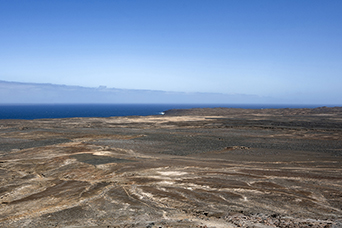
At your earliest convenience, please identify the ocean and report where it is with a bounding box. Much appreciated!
[0,104,329,120]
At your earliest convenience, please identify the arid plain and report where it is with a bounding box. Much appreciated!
[0,107,341,227]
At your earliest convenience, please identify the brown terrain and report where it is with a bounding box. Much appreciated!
[0,106,342,228]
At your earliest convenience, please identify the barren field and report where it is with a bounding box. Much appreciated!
[0,107,341,227]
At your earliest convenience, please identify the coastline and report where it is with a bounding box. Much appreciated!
[0,104,339,120]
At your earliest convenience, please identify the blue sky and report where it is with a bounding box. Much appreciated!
[1,0,341,104]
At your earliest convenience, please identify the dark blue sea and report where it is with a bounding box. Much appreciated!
[0,104,329,120]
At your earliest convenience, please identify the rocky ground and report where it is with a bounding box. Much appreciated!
[0,107,341,227]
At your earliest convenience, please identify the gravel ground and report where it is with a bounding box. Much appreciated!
[0,107,341,227]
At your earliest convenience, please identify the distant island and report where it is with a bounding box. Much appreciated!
[2,80,339,105]
[0,80,266,104]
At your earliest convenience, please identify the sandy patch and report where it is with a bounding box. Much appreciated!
[157,171,188,176]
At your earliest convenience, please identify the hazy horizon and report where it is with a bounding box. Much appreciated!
[0,80,341,105]
[1,1,341,104]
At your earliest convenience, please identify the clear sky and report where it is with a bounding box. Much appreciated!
[1,0,341,104]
